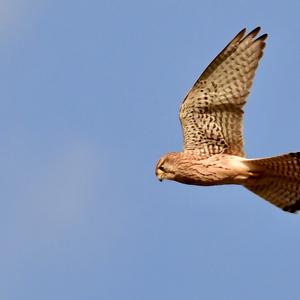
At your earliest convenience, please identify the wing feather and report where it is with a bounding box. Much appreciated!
[180,27,267,157]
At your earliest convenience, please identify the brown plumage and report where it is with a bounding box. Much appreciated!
[155,27,300,213]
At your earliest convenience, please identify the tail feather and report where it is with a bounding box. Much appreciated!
[244,152,300,213]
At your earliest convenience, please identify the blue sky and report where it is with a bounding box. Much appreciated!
[1,0,300,299]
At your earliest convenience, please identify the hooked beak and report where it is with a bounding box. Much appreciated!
[156,169,164,182]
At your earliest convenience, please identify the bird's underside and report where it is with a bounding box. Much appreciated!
[155,27,300,213]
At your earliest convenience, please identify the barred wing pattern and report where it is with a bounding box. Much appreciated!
[179,27,267,157]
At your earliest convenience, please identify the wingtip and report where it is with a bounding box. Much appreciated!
[257,33,268,41]
[240,27,268,43]
[232,28,247,42]
[247,27,261,38]
[239,28,247,35]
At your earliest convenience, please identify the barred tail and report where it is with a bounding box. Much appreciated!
[244,152,300,213]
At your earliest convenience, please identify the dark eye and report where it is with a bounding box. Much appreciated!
[159,166,166,172]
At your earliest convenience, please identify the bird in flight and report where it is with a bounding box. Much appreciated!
[155,27,300,213]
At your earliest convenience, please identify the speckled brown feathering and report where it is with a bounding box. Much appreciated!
[155,27,300,213]
[244,153,300,212]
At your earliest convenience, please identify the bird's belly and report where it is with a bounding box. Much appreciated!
[175,155,251,186]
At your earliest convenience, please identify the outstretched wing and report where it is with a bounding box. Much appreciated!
[179,27,267,158]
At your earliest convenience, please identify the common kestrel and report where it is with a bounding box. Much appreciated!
[155,27,300,213]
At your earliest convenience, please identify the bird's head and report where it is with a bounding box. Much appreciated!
[155,152,179,182]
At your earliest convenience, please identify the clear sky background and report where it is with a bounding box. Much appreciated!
[1,0,300,299]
